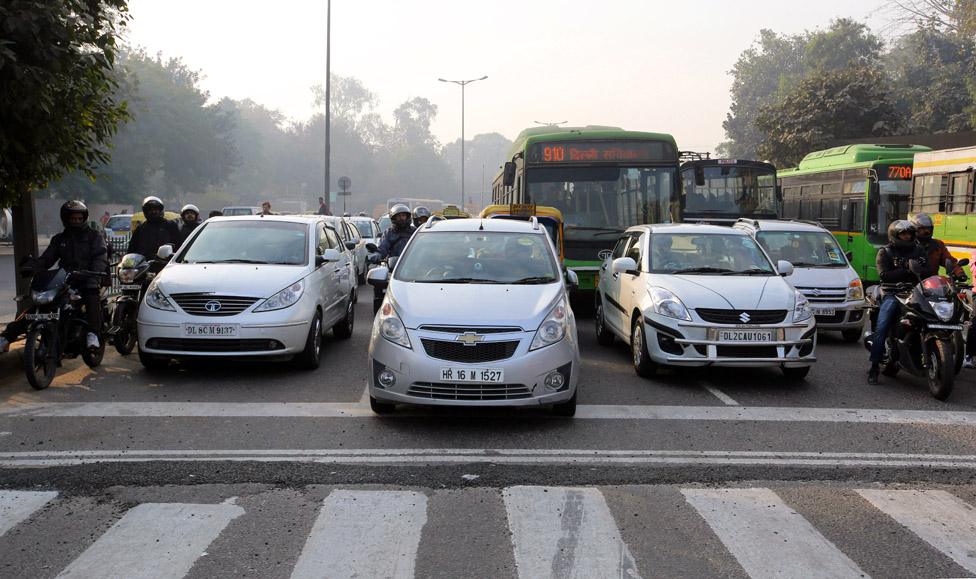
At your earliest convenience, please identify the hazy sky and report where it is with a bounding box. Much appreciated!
[126,0,882,153]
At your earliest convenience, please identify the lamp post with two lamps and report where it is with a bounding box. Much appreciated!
[438,75,487,210]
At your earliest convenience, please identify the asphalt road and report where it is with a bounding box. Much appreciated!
[0,253,15,324]
[3,285,976,577]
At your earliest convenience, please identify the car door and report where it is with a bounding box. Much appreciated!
[618,233,648,336]
[600,234,637,335]
[321,225,348,324]
[344,221,365,276]
[314,223,339,324]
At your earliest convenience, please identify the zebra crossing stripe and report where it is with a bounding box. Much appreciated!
[682,488,867,579]
[857,489,976,575]
[503,486,643,579]
[290,490,428,579]
[56,502,244,579]
[0,490,57,538]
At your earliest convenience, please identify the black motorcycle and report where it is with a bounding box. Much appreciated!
[864,258,970,400]
[365,242,396,314]
[108,253,154,355]
[21,268,109,390]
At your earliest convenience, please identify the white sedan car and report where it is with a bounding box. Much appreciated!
[137,215,357,370]
[595,224,816,379]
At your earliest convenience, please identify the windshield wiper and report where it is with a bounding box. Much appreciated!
[672,267,733,275]
[193,259,270,264]
[509,276,556,285]
[416,277,500,284]
[723,268,773,275]
[789,261,845,268]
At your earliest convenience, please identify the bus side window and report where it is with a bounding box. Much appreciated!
[950,174,970,214]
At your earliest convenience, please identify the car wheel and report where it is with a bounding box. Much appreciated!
[296,313,323,370]
[551,391,577,417]
[631,317,657,378]
[841,329,861,343]
[333,296,355,339]
[370,395,396,414]
[138,347,168,372]
[594,300,615,346]
[781,366,810,380]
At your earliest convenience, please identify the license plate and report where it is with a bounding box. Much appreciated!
[813,308,836,316]
[712,329,774,342]
[25,312,59,321]
[181,323,239,338]
[119,284,142,291]
[439,367,504,383]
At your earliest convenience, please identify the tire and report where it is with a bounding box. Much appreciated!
[551,391,577,417]
[296,313,323,370]
[23,325,57,390]
[138,347,168,372]
[927,338,955,401]
[953,332,965,375]
[631,317,657,378]
[333,296,355,339]
[82,338,105,368]
[781,366,810,380]
[114,328,137,356]
[370,395,396,414]
[594,300,615,346]
[357,268,366,285]
[841,329,861,343]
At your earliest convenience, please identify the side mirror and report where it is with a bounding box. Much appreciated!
[958,258,970,268]
[319,248,341,265]
[565,270,579,291]
[694,166,706,187]
[612,257,638,275]
[845,251,853,262]
[365,242,378,253]
[388,256,399,271]
[345,241,357,251]
[502,161,516,187]
[156,244,174,260]
[777,260,794,277]
[366,266,390,288]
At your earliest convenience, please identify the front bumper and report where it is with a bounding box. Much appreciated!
[809,300,866,331]
[368,327,580,407]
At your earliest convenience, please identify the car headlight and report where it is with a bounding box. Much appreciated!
[118,268,138,284]
[648,287,691,321]
[31,289,58,305]
[930,300,954,321]
[793,289,812,322]
[530,297,569,351]
[254,279,305,312]
[373,300,411,349]
[145,284,176,311]
[846,279,863,301]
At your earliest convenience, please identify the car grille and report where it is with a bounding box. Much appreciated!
[794,286,847,304]
[419,325,522,334]
[715,345,780,358]
[695,309,787,325]
[407,382,531,400]
[170,294,260,316]
[815,311,847,324]
[421,339,520,363]
[145,338,284,352]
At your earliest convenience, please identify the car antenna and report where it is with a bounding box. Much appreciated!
[479,219,484,231]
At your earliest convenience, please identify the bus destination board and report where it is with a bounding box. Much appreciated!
[528,140,675,164]
[884,165,913,180]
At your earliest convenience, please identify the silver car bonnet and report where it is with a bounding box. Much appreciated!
[156,263,309,298]
[649,274,796,311]
[388,280,565,330]
[787,265,859,289]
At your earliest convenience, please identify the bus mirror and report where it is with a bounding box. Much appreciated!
[845,251,853,262]
[694,166,706,187]
[502,162,516,187]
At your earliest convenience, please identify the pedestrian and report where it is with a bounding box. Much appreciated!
[317,197,329,215]
[100,211,110,226]
[261,201,273,216]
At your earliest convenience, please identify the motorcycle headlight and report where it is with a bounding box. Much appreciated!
[118,268,138,284]
[31,289,58,305]
[793,289,813,322]
[145,284,176,311]
[847,279,864,301]
[373,300,411,349]
[530,297,569,351]
[648,287,691,321]
[929,300,954,322]
[254,279,305,312]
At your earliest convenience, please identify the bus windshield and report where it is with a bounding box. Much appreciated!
[525,166,676,242]
[868,177,911,245]
[682,165,778,219]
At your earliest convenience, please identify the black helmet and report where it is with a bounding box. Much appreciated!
[390,203,411,230]
[60,200,89,229]
[412,206,431,225]
[911,213,934,243]
[888,219,916,249]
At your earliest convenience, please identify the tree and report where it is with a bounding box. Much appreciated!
[755,67,899,167]
[0,0,130,206]
[886,1,976,37]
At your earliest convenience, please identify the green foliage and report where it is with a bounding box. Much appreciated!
[0,0,130,206]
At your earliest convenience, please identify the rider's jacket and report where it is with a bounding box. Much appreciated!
[876,243,928,296]
[377,225,416,259]
[37,226,108,289]
[127,217,180,258]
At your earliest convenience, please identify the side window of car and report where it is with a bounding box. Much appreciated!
[626,234,644,270]
[316,224,328,255]
[324,227,341,250]
[611,236,629,260]
[346,223,360,241]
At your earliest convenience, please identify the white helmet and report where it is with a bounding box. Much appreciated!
[180,204,200,217]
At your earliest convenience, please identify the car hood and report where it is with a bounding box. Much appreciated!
[650,274,795,310]
[155,263,308,298]
[786,266,856,289]
[389,280,564,330]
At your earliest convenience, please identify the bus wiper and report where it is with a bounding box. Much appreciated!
[672,267,733,274]
[509,276,556,284]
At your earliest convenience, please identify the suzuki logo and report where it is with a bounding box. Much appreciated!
[598,249,613,261]
[455,332,484,346]
[204,300,222,312]
[811,289,822,297]
[739,312,751,323]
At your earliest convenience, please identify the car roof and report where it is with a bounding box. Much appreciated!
[624,223,750,236]
[735,219,828,233]
[420,217,546,234]
[207,214,320,225]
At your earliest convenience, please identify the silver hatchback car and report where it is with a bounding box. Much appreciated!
[366,218,581,415]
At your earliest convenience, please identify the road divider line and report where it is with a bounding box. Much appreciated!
[291,490,427,579]
[0,490,57,537]
[55,502,244,579]
[683,488,866,579]
[703,385,740,406]
[857,489,976,574]
[503,486,642,579]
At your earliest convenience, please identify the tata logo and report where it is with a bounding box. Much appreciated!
[598,250,613,261]
[739,312,751,323]
[204,300,222,312]
[455,332,484,346]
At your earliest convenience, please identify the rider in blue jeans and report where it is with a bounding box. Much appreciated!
[869,220,928,384]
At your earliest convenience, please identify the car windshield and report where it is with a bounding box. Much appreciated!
[650,233,774,275]
[378,216,391,231]
[178,221,308,265]
[395,231,560,284]
[756,231,847,267]
[223,208,254,216]
[105,216,130,230]
[352,221,373,237]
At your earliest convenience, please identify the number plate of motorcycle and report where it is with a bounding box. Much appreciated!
[181,323,239,338]
[439,367,504,383]
[25,312,59,321]
[119,284,142,291]
[709,328,780,342]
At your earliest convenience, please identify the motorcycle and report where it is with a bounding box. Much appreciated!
[864,258,970,400]
[108,253,154,355]
[365,242,397,314]
[21,268,110,390]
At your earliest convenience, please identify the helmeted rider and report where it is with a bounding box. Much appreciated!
[127,196,180,259]
[175,203,201,246]
[868,220,928,384]
[412,206,431,228]
[911,213,965,280]
[373,204,416,261]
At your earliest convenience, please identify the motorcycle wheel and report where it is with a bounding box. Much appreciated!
[953,332,965,375]
[928,339,955,401]
[114,326,137,356]
[82,336,105,368]
[24,325,57,390]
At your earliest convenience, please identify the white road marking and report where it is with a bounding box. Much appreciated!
[858,489,976,574]
[6,401,976,425]
[683,488,867,579]
[0,490,57,537]
[703,385,740,406]
[56,502,243,579]
[290,490,427,579]
[503,486,642,579]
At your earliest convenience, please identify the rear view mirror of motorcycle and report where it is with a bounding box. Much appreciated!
[365,242,378,253]
[156,244,174,260]
[957,258,969,268]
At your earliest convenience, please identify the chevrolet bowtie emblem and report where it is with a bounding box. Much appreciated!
[455,332,485,346]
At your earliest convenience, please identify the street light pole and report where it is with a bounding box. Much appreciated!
[438,75,487,209]
[324,0,331,214]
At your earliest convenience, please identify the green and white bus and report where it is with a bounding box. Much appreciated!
[911,146,976,264]
[492,126,680,291]
[778,144,931,283]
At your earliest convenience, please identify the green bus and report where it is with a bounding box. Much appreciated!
[679,158,779,225]
[777,143,931,283]
[492,126,680,291]
[910,146,976,264]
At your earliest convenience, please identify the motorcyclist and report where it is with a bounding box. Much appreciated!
[412,206,431,228]
[127,196,179,258]
[911,213,966,280]
[175,203,201,246]
[868,220,928,384]
[372,204,416,262]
